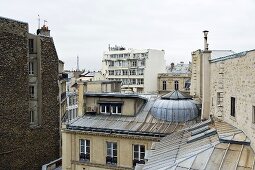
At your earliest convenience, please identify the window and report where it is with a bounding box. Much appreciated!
[122,70,128,75]
[109,70,114,75]
[29,62,34,75]
[100,104,122,114]
[231,97,236,117]
[29,86,35,98]
[80,139,90,162]
[174,81,179,90]
[115,70,121,75]
[217,92,223,106]
[162,81,166,90]
[112,105,121,114]
[130,70,136,75]
[29,39,34,53]
[131,61,137,67]
[133,145,145,166]
[30,110,35,123]
[106,142,117,165]
[131,79,136,85]
[109,61,114,67]
[137,79,144,85]
[253,106,255,124]
[138,69,144,75]
[141,60,145,66]
[100,105,110,114]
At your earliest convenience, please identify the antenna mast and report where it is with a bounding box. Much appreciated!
[38,15,40,29]
[77,55,80,71]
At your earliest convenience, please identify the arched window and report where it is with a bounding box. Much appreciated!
[162,81,166,90]
[174,80,179,90]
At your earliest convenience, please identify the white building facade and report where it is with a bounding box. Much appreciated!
[101,46,166,93]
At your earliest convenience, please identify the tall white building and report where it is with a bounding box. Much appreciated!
[102,46,166,93]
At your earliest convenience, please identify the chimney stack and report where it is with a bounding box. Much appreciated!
[37,21,50,37]
[203,30,209,51]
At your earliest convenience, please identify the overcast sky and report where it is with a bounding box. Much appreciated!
[1,0,255,70]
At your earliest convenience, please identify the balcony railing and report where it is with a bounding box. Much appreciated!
[106,156,117,165]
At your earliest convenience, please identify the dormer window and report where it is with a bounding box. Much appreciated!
[100,103,122,115]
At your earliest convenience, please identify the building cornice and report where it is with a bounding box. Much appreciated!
[62,129,161,141]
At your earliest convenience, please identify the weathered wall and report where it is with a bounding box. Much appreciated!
[0,17,60,170]
[210,50,255,149]
[190,50,203,99]
[0,17,30,170]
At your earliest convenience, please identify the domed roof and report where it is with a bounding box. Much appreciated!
[161,90,192,100]
[151,91,200,122]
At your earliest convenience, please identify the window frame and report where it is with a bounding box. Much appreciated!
[106,142,117,165]
[29,39,34,53]
[217,92,224,106]
[133,144,145,167]
[29,85,35,99]
[230,97,236,117]
[174,80,179,90]
[29,61,34,75]
[30,110,35,123]
[162,80,167,90]
[79,139,90,162]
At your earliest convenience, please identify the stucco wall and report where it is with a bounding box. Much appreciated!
[85,96,141,116]
[62,131,153,170]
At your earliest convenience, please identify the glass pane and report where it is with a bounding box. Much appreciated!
[113,149,117,156]
[86,146,90,153]
[81,146,85,153]
[134,152,139,159]
[134,145,139,151]
[107,148,111,156]
[112,106,116,113]
[140,145,145,152]
[113,142,117,149]
[107,142,111,149]
[141,153,145,159]
[118,106,121,113]
[80,139,84,146]
[106,106,110,113]
[86,140,90,146]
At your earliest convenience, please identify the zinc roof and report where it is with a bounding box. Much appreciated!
[143,118,255,170]
[66,98,198,137]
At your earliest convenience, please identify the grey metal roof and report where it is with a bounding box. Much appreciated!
[210,50,235,60]
[161,91,192,100]
[143,118,255,170]
[151,91,200,122]
[210,49,255,63]
[85,92,146,99]
[65,98,198,137]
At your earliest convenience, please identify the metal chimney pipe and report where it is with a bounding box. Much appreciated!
[203,30,209,51]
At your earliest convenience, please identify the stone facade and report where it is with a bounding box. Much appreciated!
[0,17,59,169]
[157,73,191,94]
[209,50,255,149]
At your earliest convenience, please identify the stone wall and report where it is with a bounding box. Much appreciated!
[158,73,191,94]
[0,17,60,169]
[210,50,255,149]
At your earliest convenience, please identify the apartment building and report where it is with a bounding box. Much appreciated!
[0,17,60,169]
[158,62,191,94]
[101,45,166,93]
